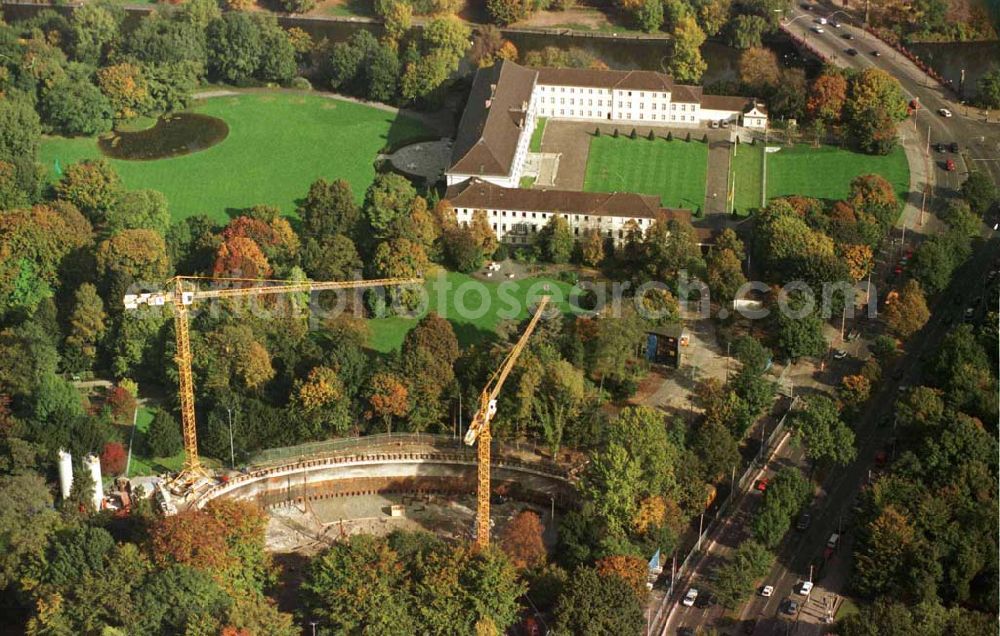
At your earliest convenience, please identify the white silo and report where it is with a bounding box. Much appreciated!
[84,453,104,511]
[58,449,73,500]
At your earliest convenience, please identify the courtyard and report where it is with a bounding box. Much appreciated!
[39,91,431,222]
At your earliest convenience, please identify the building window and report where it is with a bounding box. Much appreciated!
[671,103,676,110]
[671,115,676,121]
[492,223,497,230]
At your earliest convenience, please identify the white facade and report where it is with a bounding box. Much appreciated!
[743,105,768,129]
[453,206,655,245]
[531,83,705,125]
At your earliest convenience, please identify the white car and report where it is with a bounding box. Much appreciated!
[938,108,953,117]
[812,26,825,33]
[799,581,814,596]
[817,17,828,24]
[760,585,775,597]
[833,349,848,360]
[682,588,699,607]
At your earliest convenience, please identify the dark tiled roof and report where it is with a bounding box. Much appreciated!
[449,61,537,177]
[672,84,703,103]
[444,179,692,221]
[535,67,674,92]
[700,94,752,111]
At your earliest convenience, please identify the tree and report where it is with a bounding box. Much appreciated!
[959,170,998,216]
[707,247,746,304]
[147,408,183,457]
[364,172,417,238]
[553,566,645,636]
[133,565,232,635]
[207,12,264,84]
[99,441,127,475]
[739,46,781,93]
[96,229,172,286]
[839,374,872,407]
[500,510,546,569]
[728,14,769,50]
[106,188,171,236]
[367,44,401,103]
[976,67,1000,109]
[70,1,124,65]
[213,236,272,279]
[668,16,707,83]
[776,308,826,360]
[0,472,61,593]
[381,0,412,44]
[485,0,529,25]
[854,505,917,597]
[367,372,409,433]
[693,419,740,482]
[595,555,648,599]
[64,283,106,372]
[302,233,362,281]
[910,237,956,294]
[0,95,43,203]
[845,69,908,155]
[636,0,664,32]
[581,444,642,538]
[790,395,856,468]
[579,229,605,266]
[533,359,586,457]
[41,78,114,136]
[885,279,930,339]
[302,535,414,634]
[710,540,772,608]
[56,159,124,224]
[538,214,574,263]
[96,62,152,121]
[807,72,848,123]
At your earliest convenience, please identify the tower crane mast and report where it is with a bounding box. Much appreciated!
[125,275,420,489]
[464,296,550,548]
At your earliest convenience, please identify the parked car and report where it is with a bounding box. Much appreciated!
[796,513,812,531]
[946,158,956,171]
[721,120,730,128]
[935,142,945,152]
[756,478,769,492]
[939,108,953,117]
[949,142,959,153]
[827,533,840,550]
[831,20,841,27]
[760,585,774,597]
[798,581,814,596]
[871,49,881,56]
[833,349,848,360]
[812,26,825,33]
[817,17,828,24]
[710,120,720,129]
[846,48,858,56]
[683,588,699,607]
[782,599,800,615]
[842,33,855,39]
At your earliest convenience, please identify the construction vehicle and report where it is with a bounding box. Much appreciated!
[124,275,420,493]
[464,296,550,548]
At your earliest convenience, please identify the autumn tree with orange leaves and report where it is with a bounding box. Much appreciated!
[213,236,272,279]
[367,372,409,433]
[595,554,648,599]
[500,510,547,569]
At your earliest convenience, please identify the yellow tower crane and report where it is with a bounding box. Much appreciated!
[124,275,421,488]
[464,296,550,548]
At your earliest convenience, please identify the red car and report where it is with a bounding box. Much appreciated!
[756,478,769,492]
[945,158,956,171]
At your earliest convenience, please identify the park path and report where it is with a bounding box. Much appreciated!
[703,134,732,216]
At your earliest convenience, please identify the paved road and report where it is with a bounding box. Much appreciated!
[780,5,1000,197]
[738,232,1000,635]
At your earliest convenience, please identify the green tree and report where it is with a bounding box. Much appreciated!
[299,178,359,240]
[70,1,124,65]
[106,188,171,236]
[553,566,645,636]
[711,540,772,608]
[728,14,768,49]
[486,0,529,25]
[790,395,856,468]
[364,172,417,238]
[302,233,362,281]
[64,283,106,373]
[0,472,61,594]
[910,236,957,294]
[693,419,740,482]
[707,247,746,304]
[0,96,42,204]
[959,170,998,217]
[207,12,264,84]
[581,444,642,538]
[41,78,114,136]
[776,307,827,360]
[133,565,232,635]
[56,159,124,224]
[302,534,415,633]
[668,16,707,83]
[845,69,908,155]
[636,0,664,32]
[538,214,574,263]
[976,68,1000,109]
[147,408,183,458]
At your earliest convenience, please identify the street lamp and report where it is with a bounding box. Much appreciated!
[226,407,235,469]
[309,621,318,636]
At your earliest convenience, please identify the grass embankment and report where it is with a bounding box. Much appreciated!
[584,135,709,210]
[731,142,764,216]
[765,144,910,203]
[39,91,429,222]
[530,117,548,152]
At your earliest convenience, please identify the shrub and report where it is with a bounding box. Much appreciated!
[105,386,137,423]
[647,130,655,141]
[666,131,673,141]
[703,133,709,142]
[685,132,691,142]
[594,127,601,136]
[613,128,619,138]
[290,77,313,90]
[630,128,638,139]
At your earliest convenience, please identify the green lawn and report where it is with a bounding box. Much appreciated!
[530,117,548,152]
[765,144,910,203]
[731,142,764,215]
[127,407,185,477]
[584,135,708,210]
[39,91,430,222]
[367,270,577,353]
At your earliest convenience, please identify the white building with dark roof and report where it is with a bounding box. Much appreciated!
[446,60,766,188]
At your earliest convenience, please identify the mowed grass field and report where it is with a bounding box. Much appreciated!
[731,142,764,215]
[584,135,708,210]
[39,91,430,222]
[766,144,910,203]
[367,270,577,353]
